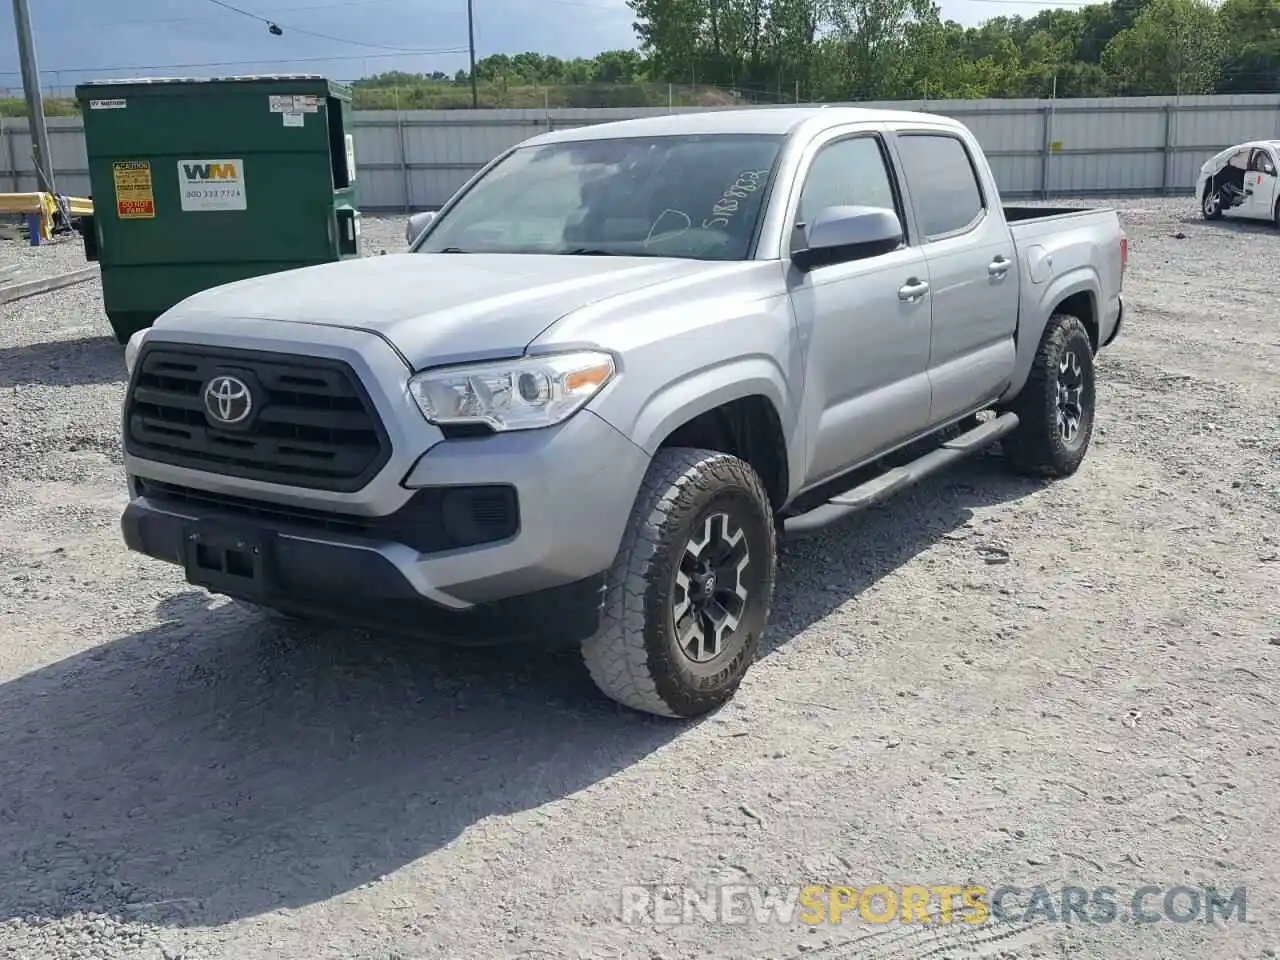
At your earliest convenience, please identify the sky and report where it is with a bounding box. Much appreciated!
[0,0,1080,97]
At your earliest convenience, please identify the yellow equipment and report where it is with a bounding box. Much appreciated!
[0,192,93,244]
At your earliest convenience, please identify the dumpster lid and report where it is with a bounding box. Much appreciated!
[77,73,331,86]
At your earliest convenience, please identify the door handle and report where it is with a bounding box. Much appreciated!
[988,256,1011,277]
[898,279,929,302]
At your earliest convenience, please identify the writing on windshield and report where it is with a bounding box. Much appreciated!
[417,133,784,261]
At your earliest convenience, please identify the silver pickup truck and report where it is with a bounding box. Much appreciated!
[119,107,1126,718]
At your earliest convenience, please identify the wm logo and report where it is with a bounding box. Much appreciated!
[183,162,238,181]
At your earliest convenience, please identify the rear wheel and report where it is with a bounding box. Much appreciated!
[1273,198,1279,230]
[582,447,776,718]
[1002,313,1097,478]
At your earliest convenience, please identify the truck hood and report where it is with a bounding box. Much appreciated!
[159,252,714,368]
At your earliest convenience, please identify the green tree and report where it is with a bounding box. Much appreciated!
[830,0,940,100]
[1102,0,1226,94]
[1216,0,1280,92]
[343,0,1271,109]
[628,0,706,84]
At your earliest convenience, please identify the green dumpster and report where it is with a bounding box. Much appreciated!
[74,74,362,344]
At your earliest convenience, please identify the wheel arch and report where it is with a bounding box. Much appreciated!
[628,358,800,510]
[1004,272,1100,400]
[657,395,791,512]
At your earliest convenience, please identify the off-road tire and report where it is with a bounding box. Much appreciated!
[581,447,776,718]
[1202,186,1223,220]
[1002,312,1097,478]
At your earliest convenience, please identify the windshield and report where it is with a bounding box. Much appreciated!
[416,133,784,260]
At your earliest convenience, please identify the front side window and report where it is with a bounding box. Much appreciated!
[417,133,784,261]
[1250,149,1276,176]
[796,135,900,228]
[895,133,986,240]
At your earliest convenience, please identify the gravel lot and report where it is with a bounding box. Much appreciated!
[0,201,1276,960]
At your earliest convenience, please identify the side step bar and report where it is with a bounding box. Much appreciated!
[782,411,1020,537]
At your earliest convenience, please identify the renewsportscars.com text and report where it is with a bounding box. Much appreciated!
[620,883,1249,927]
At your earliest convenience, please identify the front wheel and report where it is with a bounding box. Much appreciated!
[1002,313,1097,478]
[1203,187,1223,220]
[581,448,777,718]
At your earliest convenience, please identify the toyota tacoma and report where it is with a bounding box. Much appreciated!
[119,107,1127,718]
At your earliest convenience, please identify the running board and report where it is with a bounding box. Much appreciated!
[782,411,1020,537]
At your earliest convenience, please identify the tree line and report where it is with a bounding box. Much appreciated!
[22,0,1274,116]
[349,0,1278,108]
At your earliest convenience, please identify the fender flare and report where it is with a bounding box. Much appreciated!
[626,355,803,497]
[1004,270,1100,399]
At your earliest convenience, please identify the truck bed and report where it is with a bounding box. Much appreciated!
[1002,204,1103,223]
[1004,201,1125,372]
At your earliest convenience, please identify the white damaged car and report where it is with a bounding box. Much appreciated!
[1196,140,1280,227]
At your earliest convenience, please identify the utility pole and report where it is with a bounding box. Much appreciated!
[466,0,478,109]
[11,0,55,194]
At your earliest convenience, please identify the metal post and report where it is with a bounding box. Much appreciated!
[1039,105,1052,200]
[11,0,55,194]
[2,116,18,192]
[1042,75,1057,200]
[466,0,478,109]
[1161,102,1174,195]
[396,113,411,213]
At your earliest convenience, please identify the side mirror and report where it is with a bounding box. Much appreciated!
[406,210,436,246]
[792,205,903,271]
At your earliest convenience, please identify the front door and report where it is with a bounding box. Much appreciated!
[889,129,1020,427]
[1246,148,1278,221]
[785,131,933,488]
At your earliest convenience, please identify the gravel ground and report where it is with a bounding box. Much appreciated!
[0,231,94,282]
[0,201,1276,960]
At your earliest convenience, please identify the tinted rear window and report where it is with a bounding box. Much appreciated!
[895,134,986,240]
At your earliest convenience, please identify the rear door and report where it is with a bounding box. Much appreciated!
[887,128,1019,427]
[784,127,933,487]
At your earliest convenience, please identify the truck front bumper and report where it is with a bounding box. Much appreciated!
[122,409,653,645]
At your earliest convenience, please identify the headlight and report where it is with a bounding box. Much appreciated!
[124,328,150,377]
[407,351,615,432]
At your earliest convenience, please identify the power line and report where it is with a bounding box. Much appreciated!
[199,0,453,53]
[204,0,274,21]
[87,0,623,29]
[965,0,1094,6]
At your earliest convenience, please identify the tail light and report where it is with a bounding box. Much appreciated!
[1120,231,1128,275]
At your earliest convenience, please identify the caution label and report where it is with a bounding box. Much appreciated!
[112,160,155,219]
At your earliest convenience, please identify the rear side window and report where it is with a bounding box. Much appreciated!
[895,134,986,240]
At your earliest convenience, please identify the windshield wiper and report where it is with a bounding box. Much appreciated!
[437,247,472,253]
[561,247,623,256]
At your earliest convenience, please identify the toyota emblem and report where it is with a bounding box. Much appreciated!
[203,375,254,426]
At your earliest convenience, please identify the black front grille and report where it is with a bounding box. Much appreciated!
[136,478,520,554]
[125,345,391,492]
